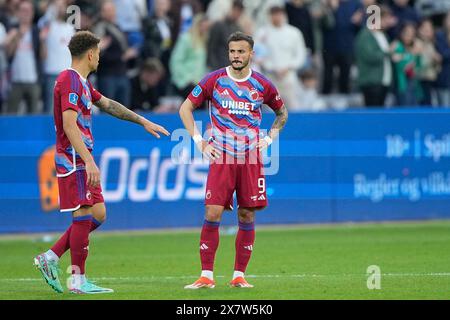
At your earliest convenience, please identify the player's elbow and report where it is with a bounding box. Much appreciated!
[179,100,193,117]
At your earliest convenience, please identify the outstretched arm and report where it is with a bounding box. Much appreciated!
[94,96,170,138]
[258,105,288,149]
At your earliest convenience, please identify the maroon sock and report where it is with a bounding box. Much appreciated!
[234,221,255,273]
[50,217,102,258]
[199,220,220,271]
[51,225,72,258]
[69,216,92,275]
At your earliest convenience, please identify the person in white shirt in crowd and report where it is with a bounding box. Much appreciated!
[5,0,41,114]
[242,0,284,30]
[39,0,75,114]
[113,0,147,49]
[254,5,307,110]
[296,68,327,111]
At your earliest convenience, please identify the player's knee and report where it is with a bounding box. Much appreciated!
[205,212,221,222]
[238,209,255,223]
[205,206,223,222]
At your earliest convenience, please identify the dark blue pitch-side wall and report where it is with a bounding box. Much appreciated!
[1,109,449,233]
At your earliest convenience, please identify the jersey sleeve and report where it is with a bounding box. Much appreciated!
[264,80,284,111]
[88,80,102,103]
[59,73,81,113]
[187,72,216,108]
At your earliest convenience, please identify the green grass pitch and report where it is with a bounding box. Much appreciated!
[1,220,449,300]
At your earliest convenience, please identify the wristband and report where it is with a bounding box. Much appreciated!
[264,135,273,145]
[193,134,203,144]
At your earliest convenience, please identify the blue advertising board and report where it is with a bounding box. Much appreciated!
[1,109,449,233]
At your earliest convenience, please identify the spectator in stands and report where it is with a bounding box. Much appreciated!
[206,0,253,34]
[142,0,173,61]
[285,0,315,56]
[0,0,21,31]
[94,0,137,107]
[417,19,442,106]
[5,0,41,114]
[113,0,146,49]
[435,12,450,107]
[206,0,244,71]
[130,57,166,112]
[321,0,363,94]
[296,68,327,111]
[388,0,420,39]
[0,21,7,112]
[76,0,98,31]
[169,14,209,99]
[390,22,423,106]
[170,0,204,45]
[205,0,233,23]
[254,5,306,110]
[39,0,75,113]
[355,5,394,107]
[141,0,173,96]
[242,0,284,30]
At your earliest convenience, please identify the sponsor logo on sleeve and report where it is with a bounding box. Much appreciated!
[69,93,79,105]
[192,85,202,97]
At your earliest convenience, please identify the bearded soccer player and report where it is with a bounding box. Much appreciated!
[180,32,288,289]
[33,31,169,294]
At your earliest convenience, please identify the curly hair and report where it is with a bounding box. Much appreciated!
[68,31,100,58]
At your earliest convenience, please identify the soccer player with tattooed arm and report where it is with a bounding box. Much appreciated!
[179,31,288,289]
[33,31,169,294]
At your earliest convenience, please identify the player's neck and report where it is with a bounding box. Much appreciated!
[70,63,90,80]
[227,66,251,81]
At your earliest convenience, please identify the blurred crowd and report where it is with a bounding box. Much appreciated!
[0,0,449,115]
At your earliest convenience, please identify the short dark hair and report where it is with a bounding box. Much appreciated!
[227,31,254,49]
[68,31,100,58]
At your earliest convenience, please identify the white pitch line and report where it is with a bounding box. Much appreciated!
[2,273,450,282]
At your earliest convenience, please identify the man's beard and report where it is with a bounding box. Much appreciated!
[231,59,248,71]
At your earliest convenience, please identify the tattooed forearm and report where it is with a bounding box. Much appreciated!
[269,105,288,138]
[95,97,143,125]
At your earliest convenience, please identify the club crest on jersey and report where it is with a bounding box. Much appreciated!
[250,90,259,101]
[69,93,79,105]
[192,85,202,97]
[86,191,92,201]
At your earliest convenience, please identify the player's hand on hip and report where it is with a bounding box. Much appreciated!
[198,141,221,161]
[85,160,100,187]
[142,119,170,138]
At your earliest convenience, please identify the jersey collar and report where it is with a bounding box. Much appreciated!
[226,66,252,82]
